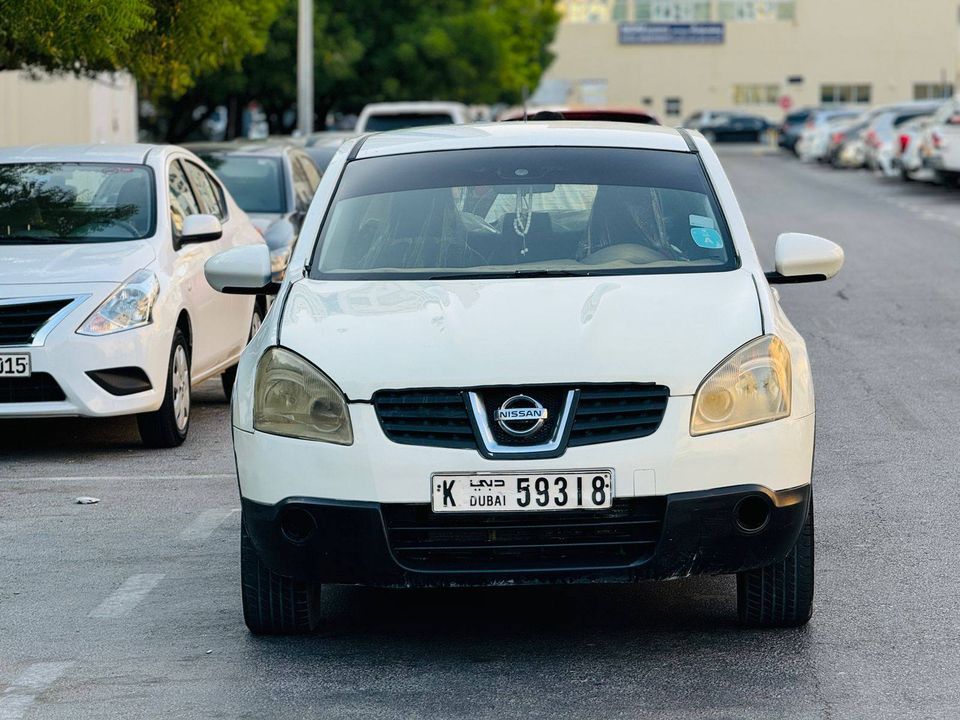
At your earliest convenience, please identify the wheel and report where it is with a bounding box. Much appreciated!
[901,167,915,183]
[137,328,190,448]
[736,493,814,628]
[221,301,264,399]
[240,517,321,635]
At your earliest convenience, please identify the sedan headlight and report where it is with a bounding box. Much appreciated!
[77,269,160,336]
[691,335,791,436]
[254,347,353,444]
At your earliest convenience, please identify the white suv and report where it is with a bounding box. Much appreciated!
[0,144,264,446]
[206,122,844,634]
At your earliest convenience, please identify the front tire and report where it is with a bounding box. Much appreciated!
[137,328,190,448]
[736,493,814,627]
[240,518,321,635]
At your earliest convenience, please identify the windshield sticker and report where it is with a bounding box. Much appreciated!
[689,214,717,229]
[691,227,724,249]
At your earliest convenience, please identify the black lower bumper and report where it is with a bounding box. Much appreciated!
[241,484,811,588]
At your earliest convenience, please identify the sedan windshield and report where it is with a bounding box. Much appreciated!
[200,155,286,214]
[311,147,737,279]
[363,114,456,131]
[0,163,155,243]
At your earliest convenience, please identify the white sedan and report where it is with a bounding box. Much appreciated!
[206,122,844,633]
[0,144,265,447]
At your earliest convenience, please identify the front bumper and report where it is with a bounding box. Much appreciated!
[0,284,171,418]
[242,483,811,587]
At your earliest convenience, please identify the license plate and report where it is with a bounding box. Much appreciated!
[431,471,613,513]
[0,354,31,377]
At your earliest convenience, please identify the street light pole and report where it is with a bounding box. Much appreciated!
[297,0,314,136]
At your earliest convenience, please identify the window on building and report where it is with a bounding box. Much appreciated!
[820,84,872,104]
[718,0,795,21]
[557,0,613,23]
[612,0,629,20]
[914,83,954,100]
[733,84,780,105]
[634,0,711,21]
[665,97,682,116]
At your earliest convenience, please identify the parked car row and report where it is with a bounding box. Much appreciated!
[780,97,960,186]
[0,137,326,447]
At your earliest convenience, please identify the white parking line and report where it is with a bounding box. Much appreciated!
[88,573,165,619]
[0,474,234,483]
[179,508,239,542]
[0,661,74,720]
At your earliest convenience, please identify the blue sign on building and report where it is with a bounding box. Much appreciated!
[618,22,725,45]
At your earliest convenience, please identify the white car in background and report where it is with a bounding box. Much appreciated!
[920,95,960,185]
[354,102,470,133]
[0,144,265,447]
[205,122,844,634]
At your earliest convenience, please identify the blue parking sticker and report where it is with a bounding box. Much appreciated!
[691,227,724,249]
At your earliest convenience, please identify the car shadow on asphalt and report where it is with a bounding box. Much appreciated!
[0,380,228,455]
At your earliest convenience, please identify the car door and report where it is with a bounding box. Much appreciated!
[181,158,254,370]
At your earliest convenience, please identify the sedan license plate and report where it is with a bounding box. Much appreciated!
[431,471,613,513]
[0,354,31,377]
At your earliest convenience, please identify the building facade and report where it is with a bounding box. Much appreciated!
[0,71,137,146]
[542,0,960,122]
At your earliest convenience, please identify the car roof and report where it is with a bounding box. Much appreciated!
[183,141,293,158]
[0,143,158,164]
[356,121,689,159]
[360,101,468,114]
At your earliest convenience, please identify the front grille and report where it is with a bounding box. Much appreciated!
[0,299,72,346]
[0,373,66,403]
[373,389,475,449]
[382,497,666,571]
[480,386,568,447]
[569,384,669,446]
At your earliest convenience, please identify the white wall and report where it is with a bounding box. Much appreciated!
[0,71,138,146]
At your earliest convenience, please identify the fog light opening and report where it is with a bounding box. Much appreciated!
[279,507,316,544]
[735,496,771,534]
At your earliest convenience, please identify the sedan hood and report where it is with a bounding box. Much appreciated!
[0,241,155,285]
[280,270,763,399]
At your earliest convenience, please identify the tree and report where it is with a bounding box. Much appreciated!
[153,0,560,140]
[0,0,285,99]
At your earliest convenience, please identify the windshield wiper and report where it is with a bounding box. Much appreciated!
[429,269,590,280]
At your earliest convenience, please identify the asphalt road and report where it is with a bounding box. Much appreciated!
[3,147,960,719]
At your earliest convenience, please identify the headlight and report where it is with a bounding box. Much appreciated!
[691,335,791,436]
[254,347,353,444]
[77,269,160,336]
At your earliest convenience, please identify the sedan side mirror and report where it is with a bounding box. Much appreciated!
[765,233,844,284]
[181,214,223,244]
[204,245,278,295]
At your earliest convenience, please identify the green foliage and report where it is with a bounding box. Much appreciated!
[0,0,286,98]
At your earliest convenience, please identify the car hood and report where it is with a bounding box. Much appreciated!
[280,270,763,400]
[0,240,155,285]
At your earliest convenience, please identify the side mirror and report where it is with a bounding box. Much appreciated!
[765,233,844,284]
[181,214,223,244]
[204,245,278,295]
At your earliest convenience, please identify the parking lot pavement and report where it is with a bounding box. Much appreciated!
[3,148,960,719]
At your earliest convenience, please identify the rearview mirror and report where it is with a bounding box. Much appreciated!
[204,245,277,295]
[181,214,223,244]
[765,233,844,284]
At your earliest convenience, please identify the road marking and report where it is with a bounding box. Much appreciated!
[0,662,73,720]
[0,474,234,483]
[89,574,165,619]
[179,508,239,542]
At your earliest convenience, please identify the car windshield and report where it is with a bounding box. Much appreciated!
[0,163,155,243]
[311,147,737,280]
[363,114,456,131]
[200,155,286,214]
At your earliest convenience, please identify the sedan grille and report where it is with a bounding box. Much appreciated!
[0,299,72,346]
[0,374,66,403]
[382,497,666,571]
